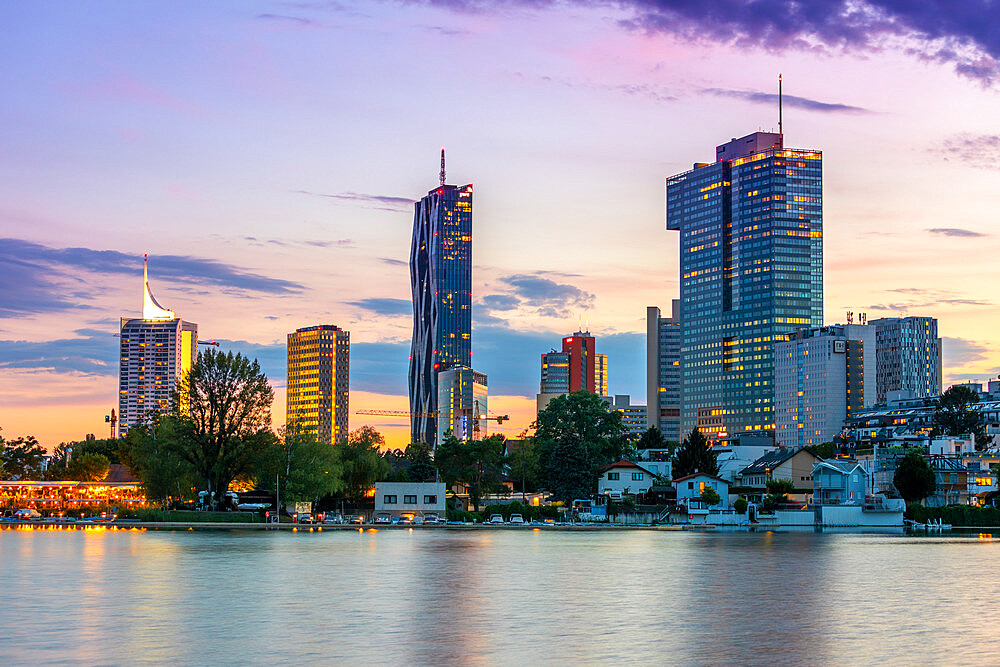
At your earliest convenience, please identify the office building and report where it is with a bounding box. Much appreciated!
[646,301,681,443]
[409,151,473,446]
[870,316,942,404]
[537,330,607,415]
[666,131,823,437]
[775,324,875,448]
[609,395,647,438]
[437,366,488,442]
[286,325,350,444]
[119,255,198,434]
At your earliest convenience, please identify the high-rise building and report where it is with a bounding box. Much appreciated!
[646,301,681,443]
[775,324,875,448]
[437,366,488,442]
[608,394,647,438]
[536,330,607,415]
[666,131,823,437]
[870,316,942,404]
[409,151,473,446]
[595,353,608,398]
[119,256,198,434]
[286,325,350,444]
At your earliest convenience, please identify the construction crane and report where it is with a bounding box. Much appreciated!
[356,409,509,424]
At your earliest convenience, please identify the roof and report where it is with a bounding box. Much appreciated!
[105,464,137,483]
[812,459,864,476]
[672,473,729,485]
[740,448,816,476]
[601,460,653,475]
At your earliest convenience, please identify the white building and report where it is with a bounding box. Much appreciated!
[775,324,875,449]
[597,460,654,499]
[374,482,447,518]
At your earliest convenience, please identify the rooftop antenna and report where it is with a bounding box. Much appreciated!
[439,147,446,187]
[778,73,783,136]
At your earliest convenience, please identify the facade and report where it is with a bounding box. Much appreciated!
[286,325,350,444]
[871,317,942,404]
[595,353,608,397]
[598,460,654,498]
[646,301,682,443]
[437,366,488,442]
[374,482,447,518]
[775,324,875,448]
[409,154,473,446]
[609,395,647,438]
[812,459,867,505]
[673,473,730,508]
[119,256,198,434]
[666,132,823,438]
[536,330,607,416]
[738,448,820,490]
[563,331,598,393]
[539,351,570,394]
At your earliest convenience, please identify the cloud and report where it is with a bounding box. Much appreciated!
[927,227,988,238]
[379,257,408,266]
[256,13,316,25]
[243,236,354,248]
[940,133,1000,167]
[943,337,990,367]
[0,332,117,376]
[480,294,520,311]
[348,298,412,317]
[293,189,416,211]
[704,88,869,113]
[867,287,990,312]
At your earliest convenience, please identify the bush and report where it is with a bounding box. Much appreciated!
[905,503,1000,527]
[116,508,262,523]
[734,497,748,514]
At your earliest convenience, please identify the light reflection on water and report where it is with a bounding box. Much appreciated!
[1,528,998,665]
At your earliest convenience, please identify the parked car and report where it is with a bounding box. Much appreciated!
[422,514,440,525]
[349,515,364,525]
[373,514,392,524]
[77,512,115,524]
[323,514,345,524]
[488,514,505,525]
[508,514,525,525]
[14,508,42,521]
[296,513,317,524]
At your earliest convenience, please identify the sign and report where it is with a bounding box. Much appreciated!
[834,340,846,353]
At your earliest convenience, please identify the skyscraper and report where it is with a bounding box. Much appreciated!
[437,366,488,442]
[119,255,198,434]
[409,151,473,446]
[646,301,681,443]
[870,316,942,403]
[537,330,607,414]
[286,325,350,444]
[666,131,823,438]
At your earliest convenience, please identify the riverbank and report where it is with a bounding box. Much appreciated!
[0,519,711,531]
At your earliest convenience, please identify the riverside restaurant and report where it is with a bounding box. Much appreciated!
[0,480,148,512]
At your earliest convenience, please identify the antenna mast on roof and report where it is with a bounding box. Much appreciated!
[439,148,446,187]
[778,74,783,136]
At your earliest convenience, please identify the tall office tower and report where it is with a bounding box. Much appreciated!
[536,330,606,414]
[775,324,875,448]
[595,354,609,397]
[646,301,682,443]
[286,325,350,444]
[870,316,942,404]
[119,256,198,434]
[666,132,823,438]
[409,151,473,446]
[437,366,488,442]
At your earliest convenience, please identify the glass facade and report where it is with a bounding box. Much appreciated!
[539,351,570,394]
[870,316,942,404]
[409,183,473,446]
[437,366,488,442]
[646,302,681,444]
[667,132,823,437]
[286,325,350,445]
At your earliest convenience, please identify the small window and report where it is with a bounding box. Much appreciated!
[688,482,694,490]
[424,495,437,504]
[404,495,417,504]
[608,472,620,481]
[632,472,643,481]
[384,495,397,505]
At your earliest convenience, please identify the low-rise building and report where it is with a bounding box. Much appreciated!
[636,448,672,480]
[598,460,654,499]
[812,459,867,505]
[673,473,729,509]
[373,482,446,519]
[738,448,820,490]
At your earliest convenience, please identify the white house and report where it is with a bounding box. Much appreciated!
[374,482,446,518]
[673,473,730,508]
[598,460,654,499]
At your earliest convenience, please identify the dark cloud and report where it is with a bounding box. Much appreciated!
[704,88,869,113]
[348,298,412,317]
[940,133,1000,167]
[943,337,990,367]
[504,274,594,309]
[256,13,316,25]
[868,287,990,312]
[927,227,988,238]
[293,189,416,211]
[480,294,520,311]
[0,255,86,317]
[0,332,117,375]
[379,257,408,267]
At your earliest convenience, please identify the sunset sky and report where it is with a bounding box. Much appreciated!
[3,1,1000,450]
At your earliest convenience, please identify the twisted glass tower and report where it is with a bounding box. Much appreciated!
[409,156,473,446]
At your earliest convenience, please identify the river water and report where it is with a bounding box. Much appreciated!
[1,526,998,665]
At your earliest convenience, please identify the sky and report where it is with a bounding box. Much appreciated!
[2,0,1000,450]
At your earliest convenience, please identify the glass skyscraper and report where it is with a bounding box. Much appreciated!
[646,301,681,444]
[870,316,942,404]
[409,161,473,447]
[666,132,823,438]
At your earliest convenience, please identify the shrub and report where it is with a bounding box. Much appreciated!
[734,497,748,514]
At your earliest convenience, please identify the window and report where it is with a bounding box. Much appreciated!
[688,482,694,490]
[608,472,620,481]
[404,495,417,504]
[384,495,397,504]
[424,495,437,504]
[632,473,643,481]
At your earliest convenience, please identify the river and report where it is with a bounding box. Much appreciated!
[1,526,997,665]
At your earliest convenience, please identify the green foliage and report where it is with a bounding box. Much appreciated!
[404,442,436,483]
[534,392,630,502]
[0,430,46,480]
[733,497,748,514]
[893,451,937,503]
[259,422,343,505]
[118,418,199,503]
[636,427,675,458]
[932,385,984,444]
[700,486,722,506]
[806,441,837,460]
[505,438,539,495]
[761,478,795,511]
[905,503,1000,527]
[68,453,110,482]
[116,508,262,523]
[434,433,506,511]
[335,425,391,503]
[672,428,719,479]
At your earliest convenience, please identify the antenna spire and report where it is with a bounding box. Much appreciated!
[778,73,783,136]
[439,147,446,187]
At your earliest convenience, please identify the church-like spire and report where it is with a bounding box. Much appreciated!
[143,253,175,320]
[439,147,446,187]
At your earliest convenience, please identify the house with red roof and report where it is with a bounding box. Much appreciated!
[598,460,655,499]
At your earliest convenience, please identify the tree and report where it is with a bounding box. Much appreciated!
[335,426,391,505]
[403,442,437,483]
[636,426,675,459]
[119,418,199,504]
[893,451,937,504]
[534,392,630,502]
[932,385,985,446]
[762,478,795,511]
[0,430,46,480]
[161,349,277,510]
[700,486,721,507]
[259,422,343,506]
[806,441,837,460]
[68,453,110,482]
[505,438,539,499]
[672,428,719,479]
[434,433,506,511]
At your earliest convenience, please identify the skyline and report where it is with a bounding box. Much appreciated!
[3,1,1000,449]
